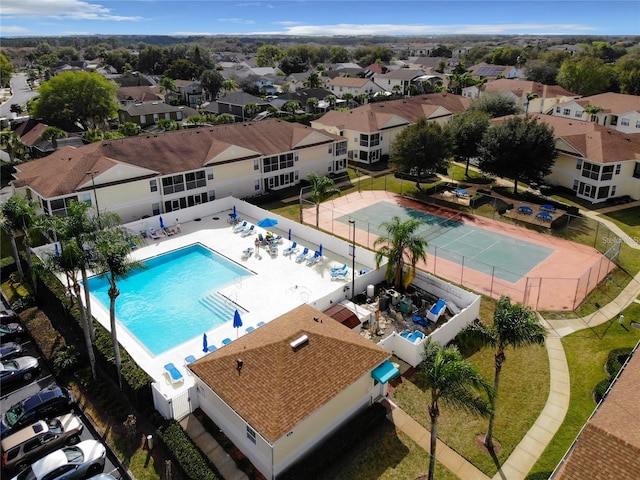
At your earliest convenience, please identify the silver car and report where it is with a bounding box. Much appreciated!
[10,439,106,480]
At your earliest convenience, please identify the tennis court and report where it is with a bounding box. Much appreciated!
[339,201,554,283]
[309,191,614,310]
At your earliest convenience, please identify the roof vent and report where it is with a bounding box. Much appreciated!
[290,334,309,350]
[236,359,244,373]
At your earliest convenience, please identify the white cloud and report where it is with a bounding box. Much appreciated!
[251,22,596,36]
[1,0,143,21]
[0,25,30,34]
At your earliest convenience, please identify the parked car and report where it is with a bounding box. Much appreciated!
[0,356,40,389]
[10,439,106,480]
[1,413,84,474]
[0,342,23,361]
[87,474,118,480]
[0,323,24,343]
[0,309,19,324]
[0,387,74,439]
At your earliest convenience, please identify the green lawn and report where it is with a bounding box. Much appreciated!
[602,206,640,241]
[337,425,459,480]
[527,303,640,479]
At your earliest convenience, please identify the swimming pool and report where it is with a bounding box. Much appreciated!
[86,243,254,356]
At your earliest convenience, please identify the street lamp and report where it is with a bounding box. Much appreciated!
[86,170,100,217]
[348,218,356,301]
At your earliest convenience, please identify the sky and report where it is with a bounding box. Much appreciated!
[0,0,638,38]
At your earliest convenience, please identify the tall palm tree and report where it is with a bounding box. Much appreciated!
[421,339,492,480]
[45,235,98,380]
[221,79,239,95]
[303,72,322,89]
[460,295,546,450]
[243,102,259,121]
[524,92,538,115]
[374,216,428,290]
[306,97,319,113]
[584,104,603,123]
[0,131,27,163]
[0,196,37,286]
[93,227,142,390]
[307,172,340,228]
[158,76,177,99]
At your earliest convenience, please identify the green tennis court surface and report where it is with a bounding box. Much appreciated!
[341,201,555,283]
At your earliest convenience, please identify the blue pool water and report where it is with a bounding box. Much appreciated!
[86,244,254,356]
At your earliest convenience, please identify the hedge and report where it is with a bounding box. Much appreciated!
[593,347,632,403]
[157,420,219,480]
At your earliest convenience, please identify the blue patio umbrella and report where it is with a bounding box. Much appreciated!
[233,309,243,338]
[258,217,278,228]
[202,333,209,353]
[159,216,165,229]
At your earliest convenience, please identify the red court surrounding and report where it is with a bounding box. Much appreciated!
[304,191,614,311]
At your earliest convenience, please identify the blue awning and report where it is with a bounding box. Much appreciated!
[372,360,400,384]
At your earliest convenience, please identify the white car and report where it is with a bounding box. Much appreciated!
[11,439,106,480]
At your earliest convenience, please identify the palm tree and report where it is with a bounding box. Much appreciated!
[584,104,603,123]
[159,76,177,100]
[421,339,492,480]
[303,72,322,89]
[524,92,538,115]
[306,97,319,113]
[44,235,98,380]
[374,216,428,290]
[282,100,302,115]
[341,93,354,108]
[0,131,27,163]
[325,94,337,109]
[93,227,142,390]
[460,295,546,450]
[221,79,239,95]
[38,126,68,150]
[307,172,340,228]
[243,102,259,121]
[0,196,37,286]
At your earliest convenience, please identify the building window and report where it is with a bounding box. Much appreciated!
[140,114,146,124]
[581,162,600,180]
[152,203,160,215]
[254,159,260,171]
[633,162,640,179]
[620,118,630,127]
[576,159,582,170]
[150,180,158,192]
[615,164,621,175]
[185,171,206,190]
[611,185,617,196]
[335,141,347,156]
[328,145,333,154]
[563,108,570,115]
[81,192,92,205]
[575,111,583,118]
[597,186,609,199]
[255,180,260,191]
[572,179,578,191]
[636,120,640,129]
[153,113,159,122]
[555,106,561,113]
[601,165,614,181]
[177,112,182,120]
[247,426,256,444]
[206,168,214,180]
[162,174,185,195]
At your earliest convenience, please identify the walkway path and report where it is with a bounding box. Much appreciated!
[383,197,640,480]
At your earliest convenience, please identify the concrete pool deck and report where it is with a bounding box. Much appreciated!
[83,209,367,396]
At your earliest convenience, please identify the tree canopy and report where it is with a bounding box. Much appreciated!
[0,52,14,88]
[390,118,451,186]
[31,71,119,130]
[556,56,613,96]
[478,116,558,193]
[469,93,520,118]
[449,109,491,176]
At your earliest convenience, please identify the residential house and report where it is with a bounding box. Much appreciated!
[461,79,578,114]
[281,71,312,92]
[13,120,84,158]
[204,92,270,121]
[11,119,349,222]
[270,88,335,113]
[468,63,520,80]
[116,86,163,106]
[105,72,154,88]
[327,77,384,99]
[118,103,199,128]
[553,346,640,479]
[550,92,640,134]
[372,69,430,96]
[407,43,438,57]
[524,115,640,203]
[188,303,397,480]
[311,93,471,164]
[166,80,206,107]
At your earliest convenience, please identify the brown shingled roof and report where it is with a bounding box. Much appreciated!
[555,348,640,479]
[480,79,577,98]
[573,92,640,114]
[188,304,390,444]
[13,120,343,198]
[315,93,471,133]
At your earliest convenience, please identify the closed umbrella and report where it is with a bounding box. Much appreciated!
[233,309,243,338]
[202,333,208,353]
[257,217,278,228]
[318,244,323,256]
[288,228,292,246]
[54,243,60,257]
[233,205,237,217]
[159,216,165,229]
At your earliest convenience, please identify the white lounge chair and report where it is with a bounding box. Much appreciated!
[283,241,298,256]
[295,247,309,263]
[331,268,349,280]
[233,221,248,233]
[426,299,447,322]
[241,247,254,259]
[306,251,322,266]
[240,225,255,237]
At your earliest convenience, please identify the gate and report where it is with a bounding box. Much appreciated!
[170,389,192,420]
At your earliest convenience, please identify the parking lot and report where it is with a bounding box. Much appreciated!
[1,300,127,479]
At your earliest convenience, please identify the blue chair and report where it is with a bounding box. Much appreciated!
[283,242,298,256]
[427,299,447,322]
[331,268,349,280]
[233,221,248,233]
[517,205,533,215]
[400,329,411,339]
[413,315,430,328]
[241,225,255,237]
[330,263,347,273]
[222,338,232,345]
[207,345,217,352]
[246,326,255,333]
[295,247,309,263]
[409,331,425,343]
[306,251,322,266]
[257,321,265,327]
[535,212,553,223]
[164,363,184,384]
[184,355,196,365]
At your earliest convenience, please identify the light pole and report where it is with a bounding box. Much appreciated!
[349,218,356,301]
[86,170,100,217]
[299,185,312,224]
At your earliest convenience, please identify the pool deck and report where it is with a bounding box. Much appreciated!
[85,210,364,396]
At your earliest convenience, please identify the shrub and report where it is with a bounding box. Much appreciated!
[157,420,219,480]
[52,345,79,374]
[594,378,610,403]
[605,348,631,377]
